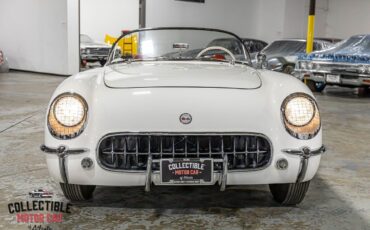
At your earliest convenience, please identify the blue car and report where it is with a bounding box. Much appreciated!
[294,34,370,92]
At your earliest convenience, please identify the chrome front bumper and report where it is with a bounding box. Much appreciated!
[41,144,326,190]
[295,70,370,87]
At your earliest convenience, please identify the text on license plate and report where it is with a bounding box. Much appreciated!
[161,158,213,184]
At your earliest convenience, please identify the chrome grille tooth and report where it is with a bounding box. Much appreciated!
[221,135,224,157]
[197,137,200,158]
[135,137,140,166]
[256,138,260,168]
[233,136,236,167]
[209,136,212,157]
[123,137,127,168]
[172,136,175,158]
[160,136,163,159]
[245,136,249,168]
[185,136,188,158]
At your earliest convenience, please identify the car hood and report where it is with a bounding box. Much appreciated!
[103,61,262,89]
[81,42,111,49]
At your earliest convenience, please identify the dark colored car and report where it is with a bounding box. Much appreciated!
[295,34,370,92]
[242,38,268,54]
[257,39,333,74]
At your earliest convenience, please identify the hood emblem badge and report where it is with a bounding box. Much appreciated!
[179,113,192,125]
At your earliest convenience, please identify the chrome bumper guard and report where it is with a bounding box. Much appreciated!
[282,145,326,183]
[40,145,88,184]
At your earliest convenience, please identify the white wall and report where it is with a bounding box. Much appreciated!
[254,0,286,42]
[0,0,73,75]
[80,0,139,42]
[326,0,370,39]
[67,0,80,75]
[146,0,259,38]
[145,0,327,43]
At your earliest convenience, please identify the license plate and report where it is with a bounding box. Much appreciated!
[161,158,213,184]
[326,74,341,83]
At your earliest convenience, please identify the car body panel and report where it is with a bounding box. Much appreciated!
[44,62,322,186]
[104,61,262,89]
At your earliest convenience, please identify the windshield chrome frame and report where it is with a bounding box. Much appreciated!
[106,27,252,66]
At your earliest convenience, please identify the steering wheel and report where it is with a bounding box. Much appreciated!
[196,46,236,61]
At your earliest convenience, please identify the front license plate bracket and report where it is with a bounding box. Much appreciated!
[160,158,213,184]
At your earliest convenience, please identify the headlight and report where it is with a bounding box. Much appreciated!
[48,93,88,139]
[281,93,320,140]
[358,65,366,74]
[300,61,307,70]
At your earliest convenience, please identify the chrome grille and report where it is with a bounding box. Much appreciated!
[97,134,272,171]
[87,48,110,56]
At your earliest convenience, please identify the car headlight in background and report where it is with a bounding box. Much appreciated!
[299,61,307,70]
[281,93,321,140]
[48,93,88,139]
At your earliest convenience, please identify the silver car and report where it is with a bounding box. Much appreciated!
[80,34,112,66]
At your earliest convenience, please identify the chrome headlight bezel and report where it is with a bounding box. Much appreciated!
[281,93,321,140]
[47,93,88,140]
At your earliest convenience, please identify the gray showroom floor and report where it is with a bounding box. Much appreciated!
[0,71,369,229]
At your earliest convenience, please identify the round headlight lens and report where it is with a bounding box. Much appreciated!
[48,93,88,139]
[54,96,85,126]
[284,97,315,126]
[282,93,321,140]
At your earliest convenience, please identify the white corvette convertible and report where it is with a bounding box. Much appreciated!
[41,27,325,205]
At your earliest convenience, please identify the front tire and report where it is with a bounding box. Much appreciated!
[60,183,96,201]
[269,181,310,205]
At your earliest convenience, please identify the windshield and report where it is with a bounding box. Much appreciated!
[263,40,306,55]
[321,35,370,54]
[80,34,93,43]
[107,28,249,65]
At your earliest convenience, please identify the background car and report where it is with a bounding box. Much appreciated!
[0,50,9,73]
[257,39,333,74]
[80,34,112,67]
[29,189,53,198]
[295,34,370,92]
[242,38,268,55]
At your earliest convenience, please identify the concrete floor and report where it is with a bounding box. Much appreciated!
[0,71,369,229]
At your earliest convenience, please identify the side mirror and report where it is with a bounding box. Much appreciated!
[256,52,267,69]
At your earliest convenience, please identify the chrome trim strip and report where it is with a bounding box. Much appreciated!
[282,145,325,183]
[282,145,326,156]
[95,132,274,174]
[40,145,89,184]
[40,145,89,154]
